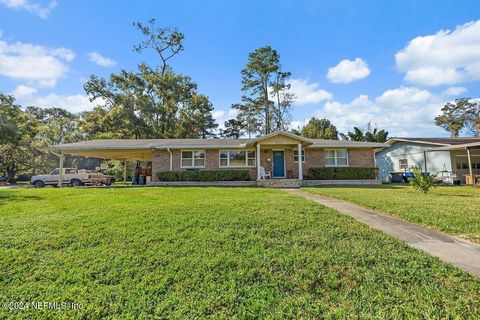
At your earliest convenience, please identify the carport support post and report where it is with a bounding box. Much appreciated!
[58,153,64,188]
[123,160,127,184]
[297,143,303,180]
[423,151,428,173]
[467,147,473,185]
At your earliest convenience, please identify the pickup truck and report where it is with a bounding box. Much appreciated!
[31,168,116,188]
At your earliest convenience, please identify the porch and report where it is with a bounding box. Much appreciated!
[252,131,311,181]
[427,141,480,186]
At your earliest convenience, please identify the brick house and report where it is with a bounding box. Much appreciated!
[51,132,386,187]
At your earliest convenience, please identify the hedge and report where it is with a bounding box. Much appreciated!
[156,170,251,181]
[307,167,377,180]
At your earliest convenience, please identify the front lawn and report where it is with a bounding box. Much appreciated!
[303,185,480,243]
[1,187,480,318]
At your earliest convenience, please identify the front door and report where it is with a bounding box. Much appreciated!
[272,150,285,178]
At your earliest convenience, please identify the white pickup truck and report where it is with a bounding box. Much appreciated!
[31,168,116,188]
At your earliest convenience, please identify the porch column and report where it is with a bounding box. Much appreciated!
[123,160,127,184]
[168,148,173,171]
[58,153,64,188]
[256,143,261,180]
[297,144,303,180]
[467,147,473,185]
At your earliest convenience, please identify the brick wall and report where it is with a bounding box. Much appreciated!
[152,147,376,181]
[152,149,256,181]
[348,149,375,167]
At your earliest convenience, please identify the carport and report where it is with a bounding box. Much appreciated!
[50,140,154,187]
[426,141,480,185]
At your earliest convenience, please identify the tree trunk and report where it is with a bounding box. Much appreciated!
[263,78,270,135]
[6,167,17,184]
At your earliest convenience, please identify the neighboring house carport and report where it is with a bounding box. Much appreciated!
[426,141,480,185]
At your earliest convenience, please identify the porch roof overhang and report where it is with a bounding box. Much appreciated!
[425,141,480,152]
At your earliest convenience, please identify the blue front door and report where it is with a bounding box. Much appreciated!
[272,150,285,178]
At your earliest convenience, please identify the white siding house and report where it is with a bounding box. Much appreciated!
[375,138,480,183]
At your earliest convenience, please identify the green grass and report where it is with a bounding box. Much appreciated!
[303,185,480,243]
[1,187,480,319]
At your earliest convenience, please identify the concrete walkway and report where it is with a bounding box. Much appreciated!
[284,189,480,277]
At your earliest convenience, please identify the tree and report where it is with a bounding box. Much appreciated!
[409,167,436,194]
[340,122,389,142]
[434,98,477,137]
[83,21,218,140]
[339,127,364,141]
[234,46,293,135]
[176,94,218,138]
[270,71,294,131]
[220,119,247,138]
[0,94,39,182]
[133,19,185,76]
[300,118,339,139]
[26,107,81,174]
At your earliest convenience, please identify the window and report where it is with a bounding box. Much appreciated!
[293,149,305,162]
[325,149,348,166]
[181,150,205,168]
[219,150,255,167]
[399,159,408,170]
[51,169,59,175]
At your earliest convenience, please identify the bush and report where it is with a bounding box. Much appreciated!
[307,167,377,180]
[156,170,251,181]
[409,167,436,194]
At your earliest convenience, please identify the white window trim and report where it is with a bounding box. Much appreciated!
[399,159,409,170]
[324,149,349,167]
[219,149,256,168]
[180,150,206,168]
[293,149,306,163]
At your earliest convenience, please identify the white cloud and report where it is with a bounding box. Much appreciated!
[375,86,434,108]
[87,51,116,67]
[11,85,102,113]
[315,87,446,136]
[212,110,225,121]
[0,0,57,19]
[0,39,75,87]
[326,58,371,83]
[289,118,310,130]
[442,86,468,96]
[396,20,480,86]
[287,79,332,104]
[12,84,37,96]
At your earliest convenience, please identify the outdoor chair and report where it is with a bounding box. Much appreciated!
[259,166,272,180]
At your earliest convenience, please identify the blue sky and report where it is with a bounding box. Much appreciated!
[1,0,479,137]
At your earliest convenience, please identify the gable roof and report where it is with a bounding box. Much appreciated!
[386,137,480,146]
[248,131,314,145]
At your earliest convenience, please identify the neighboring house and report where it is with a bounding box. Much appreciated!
[51,132,385,187]
[375,137,480,183]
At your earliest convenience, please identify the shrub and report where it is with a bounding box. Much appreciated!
[307,167,377,180]
[156,170,251,181]
[409,167,436,194]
